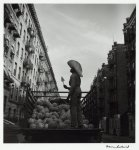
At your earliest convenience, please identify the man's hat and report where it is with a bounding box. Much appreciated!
[67,60,83,77]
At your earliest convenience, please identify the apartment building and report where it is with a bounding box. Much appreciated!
[4,4,58,122]
[123,7,136,137]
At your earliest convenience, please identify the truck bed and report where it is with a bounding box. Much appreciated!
[21,128,102,143]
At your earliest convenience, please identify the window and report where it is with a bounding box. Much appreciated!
[16,88,19,101]
[25,53,26,59]
[33,69,35,78]
[37,58,38,65]
[31,85,33,91]
[14,62,17,76]
[25,12,28,24]
[35,55,36,64]
[18,67,21,80]
[22,4,25,16]
[5,38,9,46]
[33,69,35,79]
[34,36,36,43]
[24,73,27,81]
[4,39,9,55]
[27,36,29,42]
[36,71,37,80]
[10,52,14,60]
[29,19,30,27]
[8,108,11,118]
[4,96,7,112]
[19,110,22,118]
[30,79,31,85]
[36,56,38,65]
[23,30,26,42]
[20,23,22,36]
[10,46,15,60]
[10,85,14,100]
[16,42,20,56]
[13,109,16,118]
[27,76,29,83]
[20,48,24,60]
[22,71,24,79]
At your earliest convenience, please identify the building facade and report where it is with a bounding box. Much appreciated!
[82,63,110,129]
[96,63,109,133]
[123,7,136,137]
[81,7,135,138]
[87,42,128,136]
[107,42,128,136]
[4,4,58,122]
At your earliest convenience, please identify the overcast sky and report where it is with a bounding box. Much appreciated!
[34,4,135,94]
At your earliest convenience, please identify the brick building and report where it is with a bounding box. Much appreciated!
[4,4,58,122]
[123,7,136,137]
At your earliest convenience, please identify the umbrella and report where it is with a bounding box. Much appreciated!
[67,60,83,77]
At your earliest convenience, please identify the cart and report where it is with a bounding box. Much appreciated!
[16,89,103,143]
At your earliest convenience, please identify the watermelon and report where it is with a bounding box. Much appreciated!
[48,120,58,129]
[30,123,37,129]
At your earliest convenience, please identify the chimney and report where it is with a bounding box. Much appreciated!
[114,42,117,46]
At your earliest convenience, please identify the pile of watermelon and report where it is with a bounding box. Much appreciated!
[28,98,94,129]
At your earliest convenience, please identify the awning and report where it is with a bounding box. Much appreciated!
[4,67,14,83]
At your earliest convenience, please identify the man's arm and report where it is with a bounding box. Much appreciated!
[67,74,76,100]
[63,85,70,90]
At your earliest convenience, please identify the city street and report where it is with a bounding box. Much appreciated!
[4,4,135,144]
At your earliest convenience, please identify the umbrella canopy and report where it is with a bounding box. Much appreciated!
[67,60,83,77]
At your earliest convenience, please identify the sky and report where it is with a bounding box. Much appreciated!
[34,4,135,95]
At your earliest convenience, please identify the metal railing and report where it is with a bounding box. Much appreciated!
[31,91,88,98]
[81,89,99,128]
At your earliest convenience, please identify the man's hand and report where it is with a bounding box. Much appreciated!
[63,84,68,89]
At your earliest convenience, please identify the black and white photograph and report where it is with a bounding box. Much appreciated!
[2,1,136,145]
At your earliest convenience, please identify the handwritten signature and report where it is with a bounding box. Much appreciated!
[106,145,129,148]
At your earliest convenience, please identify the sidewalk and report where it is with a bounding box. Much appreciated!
[102,133,135,143]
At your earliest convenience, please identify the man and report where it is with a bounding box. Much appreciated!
[64,60,83,128]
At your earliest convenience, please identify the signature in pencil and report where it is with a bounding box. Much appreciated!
[106,145,129,148]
